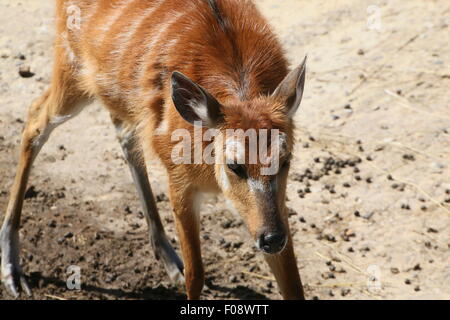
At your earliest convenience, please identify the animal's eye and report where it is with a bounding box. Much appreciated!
[227,163,247,179]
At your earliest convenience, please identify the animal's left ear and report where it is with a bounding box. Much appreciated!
[272,56,307,118]
[171,71,223,128]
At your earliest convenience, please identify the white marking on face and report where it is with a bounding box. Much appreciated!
[248,178,266,193]
[220,165,231,191]
[225,138,245,164]
[260,131,289,176]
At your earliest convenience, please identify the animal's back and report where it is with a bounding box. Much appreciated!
[57,0,288,123]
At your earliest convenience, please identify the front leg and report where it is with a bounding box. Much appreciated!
[169,185,204,300]
[112,118,184,284]
[264,216,305,300]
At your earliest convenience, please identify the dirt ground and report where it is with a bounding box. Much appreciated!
[0,0,449,300]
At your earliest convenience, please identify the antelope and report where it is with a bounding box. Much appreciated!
[1,0,307,299]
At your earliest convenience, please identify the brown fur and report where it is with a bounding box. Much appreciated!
[0,0,304,300]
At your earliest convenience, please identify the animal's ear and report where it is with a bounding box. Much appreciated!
[171,71,223,127]
[272,56,307,118]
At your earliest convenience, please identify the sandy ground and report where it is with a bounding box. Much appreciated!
[0,0,449,300]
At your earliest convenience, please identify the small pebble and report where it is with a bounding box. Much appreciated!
[48,220,57,228]
[322,272,335,279]
[18,65,35,78]
[64,232,74,239]
[403,154,415,161]
[401,204,411,210]
[389,268,400,275]
[341,289,351,297]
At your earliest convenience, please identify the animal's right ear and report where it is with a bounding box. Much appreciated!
[171,71,223,128]
[272,56,307,118]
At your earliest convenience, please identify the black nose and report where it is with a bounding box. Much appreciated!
[258,233,287,254]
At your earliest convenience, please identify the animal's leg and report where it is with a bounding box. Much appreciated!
[113,119,184,284]
[1,87,88,297]
[169,185,204,299]
[264,218,305,300]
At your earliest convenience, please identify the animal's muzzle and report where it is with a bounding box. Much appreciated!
[257,231,287,254]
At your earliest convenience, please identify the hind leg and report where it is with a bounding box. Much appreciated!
[0,71,88,297]
[112,118,184,284]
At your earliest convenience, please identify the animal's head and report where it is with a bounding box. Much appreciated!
[171,57,306,254]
